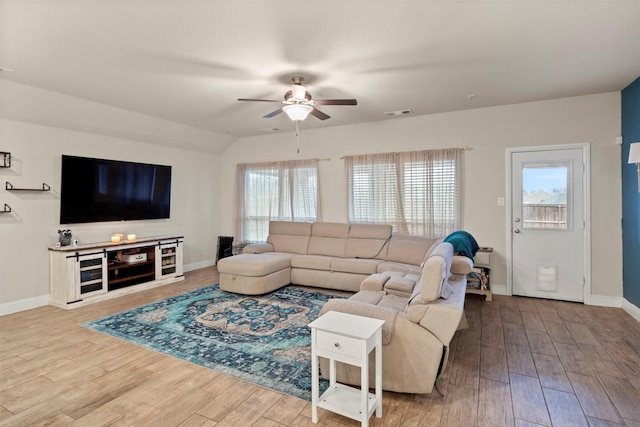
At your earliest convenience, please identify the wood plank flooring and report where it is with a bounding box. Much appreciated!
[1,266,639,426]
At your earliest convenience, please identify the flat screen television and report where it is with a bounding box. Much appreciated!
[60,155,172,224]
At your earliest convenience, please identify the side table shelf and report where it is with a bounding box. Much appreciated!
[466,248,493,301]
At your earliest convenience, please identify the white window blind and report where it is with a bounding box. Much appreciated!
[345,148,461,236]
[235,159,320,242]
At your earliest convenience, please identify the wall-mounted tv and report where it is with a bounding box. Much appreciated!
[60,155,172,224]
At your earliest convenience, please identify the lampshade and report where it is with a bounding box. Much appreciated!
[283,104,313,121]
[628,142,640,164]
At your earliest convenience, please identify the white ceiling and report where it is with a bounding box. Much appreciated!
[1,1,639,146]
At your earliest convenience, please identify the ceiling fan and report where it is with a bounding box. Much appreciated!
[237,76,357,121]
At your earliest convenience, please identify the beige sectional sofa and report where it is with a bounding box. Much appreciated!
[216,220,473,394]
[217,221,443,294]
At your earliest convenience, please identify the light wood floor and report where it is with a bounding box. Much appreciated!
[1,266,640,426]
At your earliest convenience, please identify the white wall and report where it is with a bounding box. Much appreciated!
[0,90,623,310]
[220,93,623,299]
[0,119,221,306]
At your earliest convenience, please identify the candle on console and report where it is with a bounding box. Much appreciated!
[127,234,136,242]
[111,234,121,243]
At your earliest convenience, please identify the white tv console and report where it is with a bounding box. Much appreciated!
[49,235,184,309]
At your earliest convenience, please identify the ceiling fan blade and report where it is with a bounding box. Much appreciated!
[237,98,281,102]
[314,99,358,106]
[263,108,284,118]
[310,108,331,120]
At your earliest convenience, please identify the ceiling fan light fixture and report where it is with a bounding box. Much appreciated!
[283,104,313,121]
[291,84,307,100]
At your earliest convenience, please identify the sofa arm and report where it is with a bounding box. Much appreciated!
[417,303,464,346]
[407,281,466,345]
[451,255,473,276]
[242,243,274,254]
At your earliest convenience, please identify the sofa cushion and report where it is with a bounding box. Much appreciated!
[331,258,382,275]
[386,235,441,266]
[216,253,291,277]
[290,254,333,270]
[307,222,349,257]
[376,261,423,276]
[350,290,384,305]
[242,242,274,254]
[385,276,417,297]
[344,224,392,259]
[360,273,392,292]
[376,294,410,312]
[267,221,312,254]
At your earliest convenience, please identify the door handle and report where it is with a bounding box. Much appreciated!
[514,228,520,233]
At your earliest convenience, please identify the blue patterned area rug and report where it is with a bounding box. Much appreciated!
[84,284,344,401]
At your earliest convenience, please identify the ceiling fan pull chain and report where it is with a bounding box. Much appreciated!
[296,120,301,154]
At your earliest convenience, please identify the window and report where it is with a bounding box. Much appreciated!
[235,159,320,241]
[521,162,570,230]
[345,148,461,236]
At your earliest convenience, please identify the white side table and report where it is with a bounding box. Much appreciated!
[308,311,385,426]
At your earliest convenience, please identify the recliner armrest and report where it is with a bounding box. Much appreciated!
[242,243,275,254]
[451,255,473,276]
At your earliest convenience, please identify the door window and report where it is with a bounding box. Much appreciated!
[521,162,571,230]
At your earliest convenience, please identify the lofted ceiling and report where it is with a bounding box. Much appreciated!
[1,0,639,150]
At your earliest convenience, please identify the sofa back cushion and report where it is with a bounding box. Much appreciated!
[267,221,312,254]
[409,242,453,308]
[344,224,392,259]
[307,222,350,257]
[419,242,453,303]
[386,235,442,266]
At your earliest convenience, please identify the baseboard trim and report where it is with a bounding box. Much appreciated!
[1,261,215,316]
[490,284,508,295]
[184,259,215,273]
[0,294,49,316]
[622,298,640,322]
[589,294,622,308]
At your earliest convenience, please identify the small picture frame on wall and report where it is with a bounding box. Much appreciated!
[1,152,10,168]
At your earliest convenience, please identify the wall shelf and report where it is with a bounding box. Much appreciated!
[1,204,11,213]
[5,181,51,192]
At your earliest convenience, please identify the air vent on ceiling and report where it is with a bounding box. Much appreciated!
[384,109,414,117]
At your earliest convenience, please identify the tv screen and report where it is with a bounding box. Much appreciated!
[60,155,172,224]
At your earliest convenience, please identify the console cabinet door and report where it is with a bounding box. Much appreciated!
[155,241,183,279]
[74,253,108,300]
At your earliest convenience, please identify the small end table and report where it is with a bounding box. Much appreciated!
[308,311,385,426]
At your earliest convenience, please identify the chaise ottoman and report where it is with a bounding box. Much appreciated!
[217,253,292,295]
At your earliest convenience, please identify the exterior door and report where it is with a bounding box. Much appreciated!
[508,145,589,302]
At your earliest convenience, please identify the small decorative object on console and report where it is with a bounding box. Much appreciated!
[57,229,72,246]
